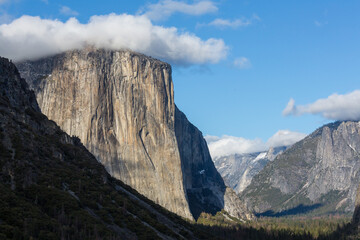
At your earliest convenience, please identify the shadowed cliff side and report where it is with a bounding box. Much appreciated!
[353,185,360,228]
[175,106,252,220]
[331,184,360,239]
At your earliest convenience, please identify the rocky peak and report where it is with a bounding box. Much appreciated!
[212,146,287,195]
[242,120,360,216]
[0,57,39,112]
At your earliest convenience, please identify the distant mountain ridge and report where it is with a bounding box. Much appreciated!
[16,48,253,221]
[241,121,360,216]
[213,146,287,194]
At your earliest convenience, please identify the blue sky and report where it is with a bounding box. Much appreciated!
[0,0,359,156]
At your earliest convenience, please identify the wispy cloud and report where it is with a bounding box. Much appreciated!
[233,57,251,69]
[0,0,11,24]
[0,14,228,65]
[59,6,78,16]
[201,14,260,29]
[209,18,252,28]
[205,130,306,158]
[314,20,328,27]
[283,90,360,121]
[141,0,217,21]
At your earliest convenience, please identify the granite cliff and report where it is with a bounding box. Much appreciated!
[242,121,360,216]
[0,56,212,239]
[17,48,252,220]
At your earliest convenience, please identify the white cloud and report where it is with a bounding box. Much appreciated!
[59,6,78,16]
[203,135,220,144]
[205,14,260,29]
[266,130,307,148]
[141,0,217,21]
[283,98,296,115]
[283,90,360,121]
[0,14,228,64]
[205,135,266,158]
[205,130,306,158]
[209,18,250,28]
[234,57,251,69]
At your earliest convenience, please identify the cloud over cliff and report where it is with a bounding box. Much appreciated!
[141,0,218,21]
[283,90,360,121]
[205,130,307,158]
[0,13,227,65]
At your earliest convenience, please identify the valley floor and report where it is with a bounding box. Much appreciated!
[197,211,358,239]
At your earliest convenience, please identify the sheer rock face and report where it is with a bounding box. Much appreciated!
[17,48,252,220]
[242,121,360,216]
[17,49,192,219]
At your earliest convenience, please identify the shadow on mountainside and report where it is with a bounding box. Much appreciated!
[256,203,323,217]
[174,105,227,220]
[174,105,254,221]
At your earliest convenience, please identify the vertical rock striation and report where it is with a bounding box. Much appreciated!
[18,49,192,219]
[17,48,252,220]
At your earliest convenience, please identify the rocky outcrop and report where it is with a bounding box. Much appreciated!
[0,58,39,113]
[17,48,252,220]
[212,146,286,194]
[242,121,360,216]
